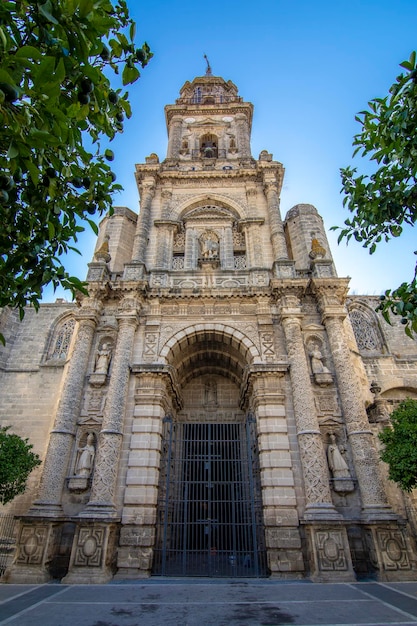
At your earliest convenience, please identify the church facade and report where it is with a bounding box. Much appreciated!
[2,70,417,583]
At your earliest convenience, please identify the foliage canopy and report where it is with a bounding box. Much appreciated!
[334,52,417,338]
[379,399,417,492]
[0,426,41,504]
[0,0,151,329]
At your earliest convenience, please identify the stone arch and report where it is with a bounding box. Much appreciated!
[347,300,386,353]
[172,194,247,222]
[43,311,76,363]
[160,323,261,388]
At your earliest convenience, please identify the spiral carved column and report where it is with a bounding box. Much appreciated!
[31,305,100,515]
[84,306,139,517]
[322,313,392,517]
[280,294,338,520]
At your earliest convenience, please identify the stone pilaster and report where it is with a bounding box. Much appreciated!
[312,279,393,519]
[235,113,251,157]
[154,221,177,269]
[131,180,155,264]
[264,181,288,262]
[241,219,265,269]
[116,370,175,578]
[167,115,183,159]
[279,287,339,520]
[30,301,101,515]
[250,372,304,577]
[83,299,139,518]
[160,189,172,219]
[184,226,196,270]
[223,223,234,269]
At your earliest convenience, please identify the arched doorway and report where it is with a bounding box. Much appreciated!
[152,328,267,577]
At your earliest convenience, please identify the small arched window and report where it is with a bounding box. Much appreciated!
[48,317,76,361]
[349,308,382,352]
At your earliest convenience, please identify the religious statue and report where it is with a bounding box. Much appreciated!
[327,433,351,479]
[75,433,96,478]
[309,344,330,374]
[201,234,219,259]
[95,342,112,375]
[204,380,218,407]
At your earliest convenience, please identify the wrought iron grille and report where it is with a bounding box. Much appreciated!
[0,515,17,576]
[153,417,267,577]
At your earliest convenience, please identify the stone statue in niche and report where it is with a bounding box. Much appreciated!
[200,233,219,260]
[94,342,112,375]
[204,380,218,407]
[310,344,330,374]
[327,433,355,493]
[67,432,96,492]
[309,343,333,385]
[75,433,96,478]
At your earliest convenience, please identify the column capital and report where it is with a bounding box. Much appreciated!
[272,280,308,316]
[132,364,183,410]
[116,295,142,322]
[310,278,350,307]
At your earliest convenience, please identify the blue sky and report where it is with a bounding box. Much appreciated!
[45,0,417,300]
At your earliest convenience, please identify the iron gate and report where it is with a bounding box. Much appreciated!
[152,417,267,577]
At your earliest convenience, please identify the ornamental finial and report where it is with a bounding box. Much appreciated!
[204,54,212,76]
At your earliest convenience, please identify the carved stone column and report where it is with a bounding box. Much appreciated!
[241,218,265,269]
[313,280,393,519]
[116,369,177,578]
[7,298,101,583]
[131,180,155,264]
[235,113,251,157]
[223,223,234,269]
[160,189,172,219]
[31,301,101,515]
[83,299,139,518]
[154,220,177,269]
[184,226,196,270]
[264,181,288,262]
[279,287,338,520]
[167,115,182,159]
[249,370,304,577]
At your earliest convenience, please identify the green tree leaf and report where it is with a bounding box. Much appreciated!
[0,0,152,322]
[335,53,417,336]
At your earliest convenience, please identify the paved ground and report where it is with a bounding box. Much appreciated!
[1,579,417,625]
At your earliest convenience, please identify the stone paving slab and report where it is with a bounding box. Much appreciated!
[0,581,417,626]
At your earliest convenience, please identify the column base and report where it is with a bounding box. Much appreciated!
[361,505,399,523]
[27,502,65,518]
[82,502,120,520]
[303,503,342,522]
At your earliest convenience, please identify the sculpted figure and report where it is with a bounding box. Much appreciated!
[95,342,112,374]
[310,344,330,374]
[75,433,96,477]
[201,234,219,259]
[327,433,351,479]
[205,380,217,406]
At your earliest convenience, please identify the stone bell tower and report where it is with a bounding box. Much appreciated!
[6,63,416,584]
